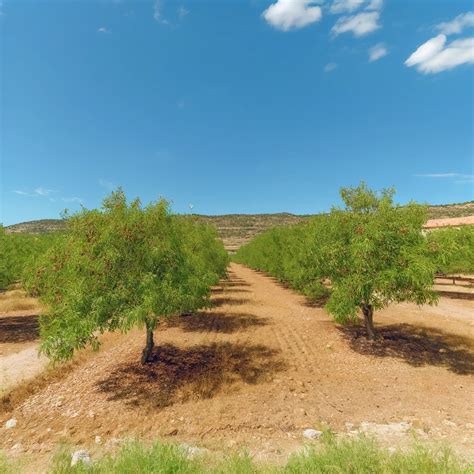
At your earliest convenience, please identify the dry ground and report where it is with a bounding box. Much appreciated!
[0,263,473,467]
[0,289,47,393]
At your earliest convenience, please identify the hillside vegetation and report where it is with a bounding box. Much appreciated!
[5,200,474,252]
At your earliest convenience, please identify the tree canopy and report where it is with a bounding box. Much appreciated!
[235,183,439,339]
[25,190,228,362]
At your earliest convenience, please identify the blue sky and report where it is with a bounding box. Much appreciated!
[1,0,473,225]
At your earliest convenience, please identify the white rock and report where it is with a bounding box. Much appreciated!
[303,429,323,440]
[179,443,209,459]
[95,436,102,444]
[5,419,17,429]
[443,420,457,427]
[359,421,411,436]
[71,450,91,467]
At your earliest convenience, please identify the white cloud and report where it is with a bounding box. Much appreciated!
[177,6,189,18]
[153,0,169,24]
[369,43,388,61]
[62,197,84,204]
[13,187,57,198]
[34,187,55,196]
[97,27,111,34]
[99,179,116,191]
[332,11,380,37]
[436,12,474,36]
[262,0,322,31]
[415,172,474,184]
[416,173,466,178]
[13,190,34,197]
[405,34,474,74]
[330,0,364,14]
[366,0,383,11]
[324,62,338,72]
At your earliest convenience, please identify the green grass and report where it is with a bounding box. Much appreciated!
[2,435,472,474]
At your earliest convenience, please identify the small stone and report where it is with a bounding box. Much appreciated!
[345,422,354,431]
[443,420,457,427]
[11,443,21,451]
[179,443,209,459]
[71,450,91,467]
[95,436,102,444]
[5,419,17,429]
[303,428,323,440]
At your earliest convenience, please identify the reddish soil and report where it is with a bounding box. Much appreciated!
[0,263,473,464]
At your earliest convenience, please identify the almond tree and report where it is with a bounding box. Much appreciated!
[323,183,438,339]
[25,190,228,363]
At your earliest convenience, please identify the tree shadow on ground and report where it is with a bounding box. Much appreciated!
[0,315,40,343]
[169,311,268,334]
[97,342,285,408]
[212,297,251,307]
[338,323,474,375]
[224,279,252,288]
[302,295,330,309]
[436,291,474,301]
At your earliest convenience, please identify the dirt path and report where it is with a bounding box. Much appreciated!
[1,263,473,463]
[0,347,48,395]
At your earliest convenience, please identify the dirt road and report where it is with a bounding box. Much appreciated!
[1,263,473,462]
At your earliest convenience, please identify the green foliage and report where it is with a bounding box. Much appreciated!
[323,183,438,325]
[0,226,58,289]
[285,435,470,474]
[24,190,228,362]
[427,226,474,274]
[235,183,438,336]
[9,437,471,473]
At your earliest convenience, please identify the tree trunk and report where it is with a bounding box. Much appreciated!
[141,322,155,364]
[361,304,376,340]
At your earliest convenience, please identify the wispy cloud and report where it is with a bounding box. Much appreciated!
[330,0,364,14]
[436,12,474,36]
[34,186,55,196]
[177,6,189,19]
[415,172,474,184]
[324,62,338,72]
[62,197,84,204]
[369,43,388,62]
[13,187,56,198]
[332,11,381,37]
[405,34,474,74]
[99,179,116,191]
[153,0,168,24]
[262,0,322,32]
[366,0,383,11]
[97,27,111,34]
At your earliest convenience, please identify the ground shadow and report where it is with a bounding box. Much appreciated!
[212,297,251,307]
[97,342,285,408]
[0,315,40,343]
[339,323,474,375]
[302,295,330,309]
[172,311,268,334]
[436,291,474,301]
[224,280,252,288]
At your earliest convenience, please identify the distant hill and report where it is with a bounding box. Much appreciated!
[5,201,474,252]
